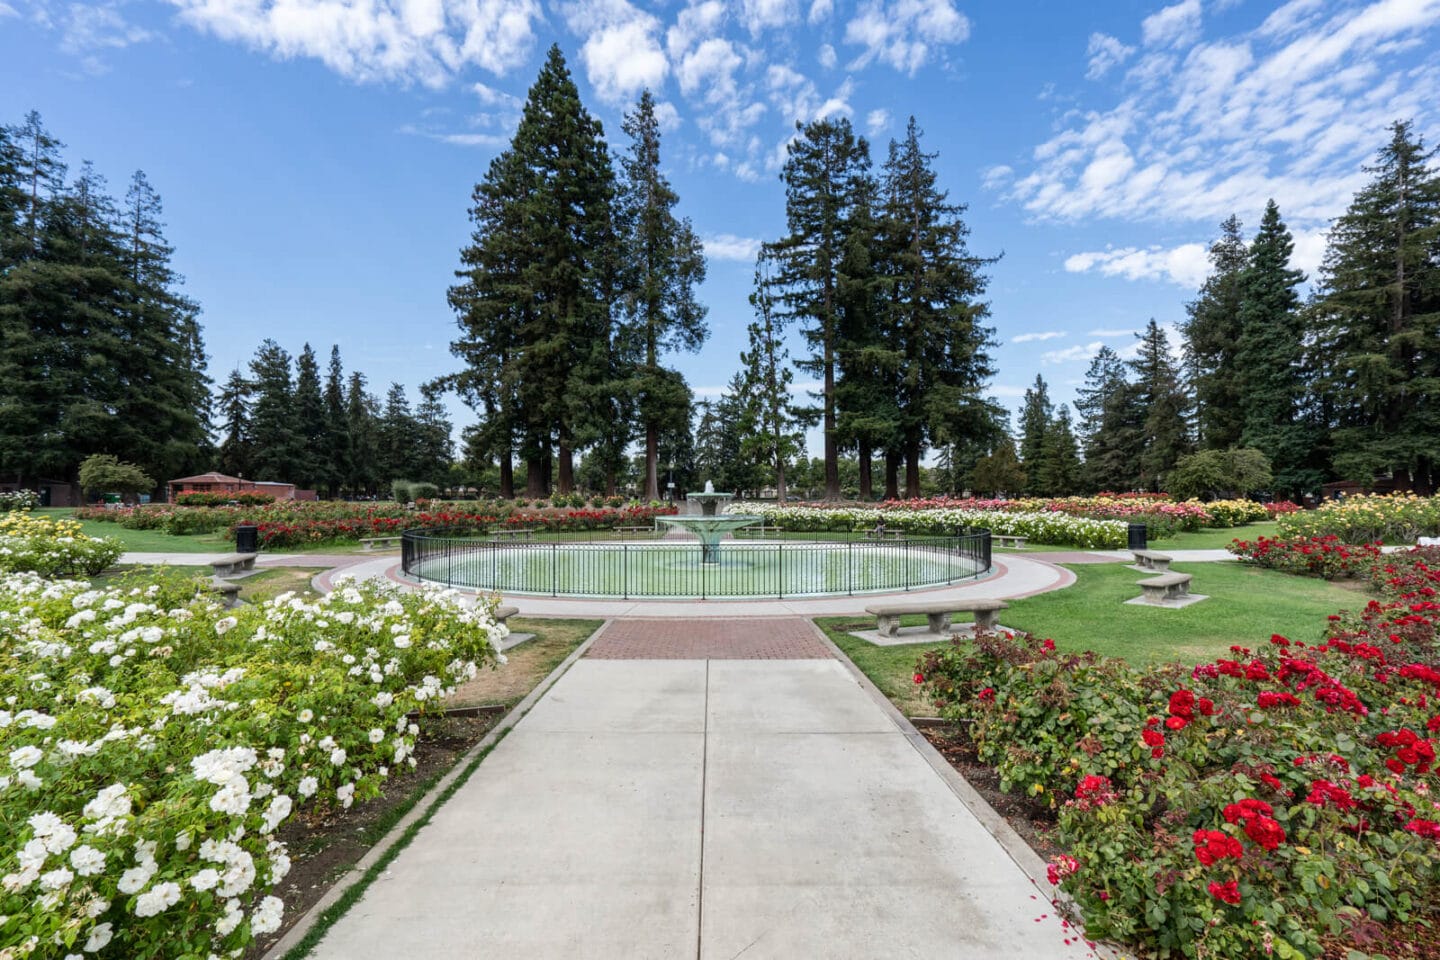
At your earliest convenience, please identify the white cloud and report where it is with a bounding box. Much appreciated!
[766,65,852,126]
[471,81,519,108]
[677,36,742,101]
[808,0,833,24]
[1011,331,1065,343]
[817,42,837,68]
[562,0,669,105]
[168,0,541,86]
[980,164,1013,190]
[843,0,970,75]
[1085,32,1134,79]
[987,384,1028,399]
[0,3,18,17]
[1141,0,1202,48]
[740,0,800,35]
[1042,342,1105,365]
[1063,243,1211,288]
[1088,327,1138,337]
[652,100,682,132]
[865,108,891,136]
[702,232,761,262]
[1010,0,1440,243]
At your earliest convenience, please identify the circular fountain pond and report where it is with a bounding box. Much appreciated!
[400,523,991,600]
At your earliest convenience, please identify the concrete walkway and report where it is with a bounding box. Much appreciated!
[307,628,1096,959]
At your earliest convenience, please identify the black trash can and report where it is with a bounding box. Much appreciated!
[235,524,259,553]
[1127,522,1148,552]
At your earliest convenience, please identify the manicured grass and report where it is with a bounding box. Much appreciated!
[236,566,327,603]
[820,561,1371,715]
[1150,520,1277,551]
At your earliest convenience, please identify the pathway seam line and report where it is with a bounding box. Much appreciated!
[696,658,710,960]
[260,618,613,960]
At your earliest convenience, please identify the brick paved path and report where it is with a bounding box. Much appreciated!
[586,617,832,659]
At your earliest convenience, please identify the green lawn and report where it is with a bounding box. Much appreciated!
[1150,520,1277,551]
[36,508,374,555]
[820,560,1370,715]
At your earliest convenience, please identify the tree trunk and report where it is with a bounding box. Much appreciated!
[775,458,787,501]
[644,421,660,500]
[557,439,574,494]
[905,438,921,499]
[858,445,873,500]
[499,451,514,500]
[823,344,839,499]
[884,451,900,501]
[525,458,545,498]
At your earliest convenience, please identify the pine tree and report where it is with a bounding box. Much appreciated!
[1131,320,1192,490]
[215,368,252,478]
[1311,120,1440,490]
[378,383,416,484]
[1018,374,1053,493]
[618,89,708,499]
[969,437,1025,497]
[247,339,300,482]
[1036,405,1082,496]
[414,389,454,487]
[292,344,326,491]
[739,251,803,497]
[1182,215,1248,449]
[1078,346,1144,492]
[767,117,873,499]
[323,346,352,496]
[1236,200,1316,495]
[345,372,381,495]
[878,118,999,498]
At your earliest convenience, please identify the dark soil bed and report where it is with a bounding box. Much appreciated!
[247,709,504,958]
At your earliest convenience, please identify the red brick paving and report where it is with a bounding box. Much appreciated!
[587,617,832,659]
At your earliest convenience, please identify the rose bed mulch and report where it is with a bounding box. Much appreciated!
[246,710,503,958]
[918,721,1440,960]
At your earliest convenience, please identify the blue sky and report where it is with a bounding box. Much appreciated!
[3,0,1438,454]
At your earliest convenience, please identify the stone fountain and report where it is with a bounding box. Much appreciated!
[655,481,760,564]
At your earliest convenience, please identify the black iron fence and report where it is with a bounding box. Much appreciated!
[400,527,992,599]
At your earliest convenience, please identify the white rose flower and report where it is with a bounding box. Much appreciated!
[335,782,355,809]
[261,795,292,834]
[368,728,384,744]
[83,784,131,821]
[39,867,74,891]
[297,776,318,798]
[190,868,220,892]
[250,895,284,935]
[214,617,238,636]
[69,846,105,877]
[209,775,252,817]
[329,748,346,767]
[117,865,154,894]
[9,745,42,769]
[297,709,314,724]
[83,922,113,952]
[215,899,244,937]
[134,880,182,917]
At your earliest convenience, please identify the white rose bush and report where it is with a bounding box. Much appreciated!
[731,503,1129,549]
[0,572,505,958]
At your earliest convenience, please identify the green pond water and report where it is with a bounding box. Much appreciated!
[408,541,987,599]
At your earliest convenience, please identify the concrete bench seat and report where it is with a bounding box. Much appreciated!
[210,553,257,577]
[734,524,785,537]
[1137,573,1192,603]
[1130,549,1173,572]
[493,604,519,628]
[993,534,1028,549]
[492,528,537,541]
[360,536,402,551]
[863,529,905,540]
[207,578,242,609]
[864,598,1009,638]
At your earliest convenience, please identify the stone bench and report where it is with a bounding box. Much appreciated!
[1130,549,1173,573]
[734,524,784,537]
[864,598,1009,638]
[1137,573,1192,603]
[360,536,402,551]
[493,604,519,628]
[492,528,537,541]
[207,578,242,609]
[612,525,656,537]
[863,529,905,540]
[993,534,1028,549]
[210,553,257,577]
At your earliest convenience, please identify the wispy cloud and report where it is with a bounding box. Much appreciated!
[1011,331,1065,343]
[1042,341,1104,365]
[1085,32,1134,79]
[843,0,970,75]
[1063,243,1211,288]
[1088,327,1138,337]
[702,233,761,262]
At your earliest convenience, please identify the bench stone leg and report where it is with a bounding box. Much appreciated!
[1153,561,1170,573]
[241,558,255,571]
[974,609,999,633]
[1140,587,1164,604]
[1166,583,1189,599]
[876,615,900,638]
[926,612,950,634]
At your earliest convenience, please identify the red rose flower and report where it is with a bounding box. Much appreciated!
[1165,716,1188,731]
[1142,730,1165,747]
[1208,880,1241,905]
[913,672,925,685]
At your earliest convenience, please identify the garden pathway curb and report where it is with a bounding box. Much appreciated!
[809,621,1128,960]
[257,619,611,960]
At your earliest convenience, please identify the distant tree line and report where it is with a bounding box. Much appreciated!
[217,341,452,497]
[0,111,212,496]
[1006,121,1440,499]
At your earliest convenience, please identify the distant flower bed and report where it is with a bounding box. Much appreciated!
[1278,494,1440,544]
[0,490,41,512]
[1228,535,1383,579]
[917,553,1440,958]
[0,572,504,959]
[733,502,1129,549]
[77,500,677,548]
[174,492,276,507]
[0,512,122,577]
